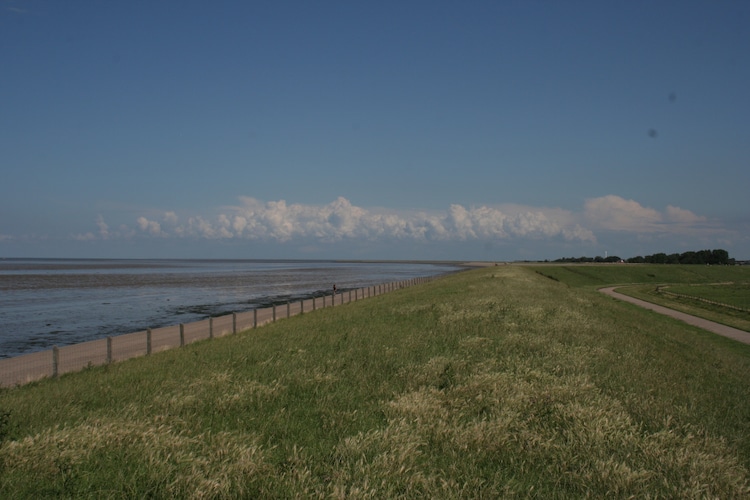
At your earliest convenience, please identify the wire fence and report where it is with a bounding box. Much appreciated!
[0,277,435,388]
[656,286,750,313]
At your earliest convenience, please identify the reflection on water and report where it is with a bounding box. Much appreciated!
[0,259,460,358]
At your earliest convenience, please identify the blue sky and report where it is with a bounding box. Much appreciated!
[2,1,749,261]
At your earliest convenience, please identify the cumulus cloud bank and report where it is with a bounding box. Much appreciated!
[130,196,597,245]
[70,195,726,254]
[137,216,163,236]
[584,195,708,233]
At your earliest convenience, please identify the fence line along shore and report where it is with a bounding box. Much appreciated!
[0,276,436,388]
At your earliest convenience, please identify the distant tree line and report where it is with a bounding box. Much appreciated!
[626,249,731,265]
[553,255,625,264]
[554,249,734,265]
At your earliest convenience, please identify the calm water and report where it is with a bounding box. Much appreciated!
[0,259,461,358]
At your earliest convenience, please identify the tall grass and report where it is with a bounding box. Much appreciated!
[532,262,750,289]
[1,265,749,497]
[665,283,750,308]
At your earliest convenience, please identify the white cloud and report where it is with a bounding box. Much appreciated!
[136,216,163,236]
[470,206,508,239]
[582,195,724,243]
[187,216,217,239]
[664,205,706,224]
[141,197,598,245]
[67,195,729,255]
[446,204,476,240]
[562,224,597,242]
[69,216,131,241]
[584,195,662,231]
[96,215,110,239]
[579,195,738,253]
[231,215,247,234]
[163,211,178,225]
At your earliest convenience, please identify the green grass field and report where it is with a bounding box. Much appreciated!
[2,265,750,498]
[665,283,750,310]
[532,262,750,289]
[535,264,750,332]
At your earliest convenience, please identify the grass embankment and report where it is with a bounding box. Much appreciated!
[535,264,750,332]
[2,265,750,497]
[665,283,750,310]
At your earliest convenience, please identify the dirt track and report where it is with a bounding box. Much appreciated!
[599,287,750,345]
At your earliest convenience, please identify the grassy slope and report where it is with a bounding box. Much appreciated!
[1,265,750,498]
[665,283,750,310]
[535,264,750,331]
[628,282,750,332]
[531,262,750,289]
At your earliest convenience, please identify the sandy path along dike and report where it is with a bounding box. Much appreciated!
[599,287,750,345]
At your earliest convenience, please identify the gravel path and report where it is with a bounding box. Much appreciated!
[599,287,750,345]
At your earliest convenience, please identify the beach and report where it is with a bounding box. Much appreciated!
[0,259,461,358]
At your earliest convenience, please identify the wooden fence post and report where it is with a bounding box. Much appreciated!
[147,329,152,355]
[253,309,257,328]
[273,304,276,322]
[107,336,112,364]
[209,317,214,339]
[233,313,237,333]
[180,324,185,347]
[287,302,291,318]
[52,346,59,378]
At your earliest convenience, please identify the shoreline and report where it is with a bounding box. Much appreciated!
[0,274,437,386]
[1,260,463,359]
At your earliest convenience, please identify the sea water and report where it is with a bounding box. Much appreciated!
[0,259,461,358]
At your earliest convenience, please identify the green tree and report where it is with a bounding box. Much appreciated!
[698,250,712,264]
[679,251,698,264]
[710,249,729,265]
[649,253,668,264]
